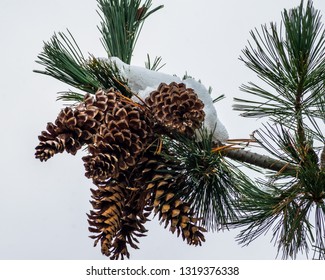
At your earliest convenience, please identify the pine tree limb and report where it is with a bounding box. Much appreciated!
[221,148,298,174]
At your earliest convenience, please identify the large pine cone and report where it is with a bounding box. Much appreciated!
[88,157,153,260]
[83,90,153,181]
[139,157,206,246]
[88,179,125,256]
[107,185,151,260]
[145,82,205,136]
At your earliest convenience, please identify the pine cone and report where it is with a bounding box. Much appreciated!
[35,108,86,161]
[108,190,150,260]
[105,157,153,260]
[36,88,153,166]
[35,91,107,161]
[83,91,153,181]
[152,175,206,246]
[140,157,206,246]
[35,122,64,161]
[88,179,125,256]
[145,82,205,136]
[89,168,152,260]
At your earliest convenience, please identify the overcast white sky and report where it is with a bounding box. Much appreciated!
[0,0,324,260]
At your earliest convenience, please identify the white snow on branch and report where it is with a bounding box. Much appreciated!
[105,57,229,142]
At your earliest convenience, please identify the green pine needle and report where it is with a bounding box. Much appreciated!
[86,56,133,97]
[35,1,163,102]
[145,54,165,71]
[234,0,325,126]
[34,30,101,95]
[161,129,245,231]
[34,31,133,100]
[233,168,325,259]
[97,0,163,64]
[56,91,85,103]
[212,94,225,103]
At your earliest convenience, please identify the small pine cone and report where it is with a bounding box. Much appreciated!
[88,179,125,257]
[35,104,99,160]
[146,82,205,136]
[53,107,86,154]
[35,135,65,161]
[35,89,113,162]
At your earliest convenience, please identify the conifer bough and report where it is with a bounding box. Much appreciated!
[34,0,325,259]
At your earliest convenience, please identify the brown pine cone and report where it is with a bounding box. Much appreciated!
[83,92,153,181]
[35,132,65,161]
[89,166,152,260]
[35,107,85,161]
[35,92,105,161]
[108,190,150,260]
[88,179,125,256]
[139,156,206,246]
[145,82,205,136]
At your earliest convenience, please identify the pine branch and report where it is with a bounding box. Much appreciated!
[221,148,297,174]
[35,1,164,102]
[231,0,325,259]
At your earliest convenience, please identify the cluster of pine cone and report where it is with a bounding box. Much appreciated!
[35,82,206,259]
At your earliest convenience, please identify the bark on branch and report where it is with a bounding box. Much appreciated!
[221,148,298,174]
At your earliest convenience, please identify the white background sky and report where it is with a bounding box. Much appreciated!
[0,0,324,260]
